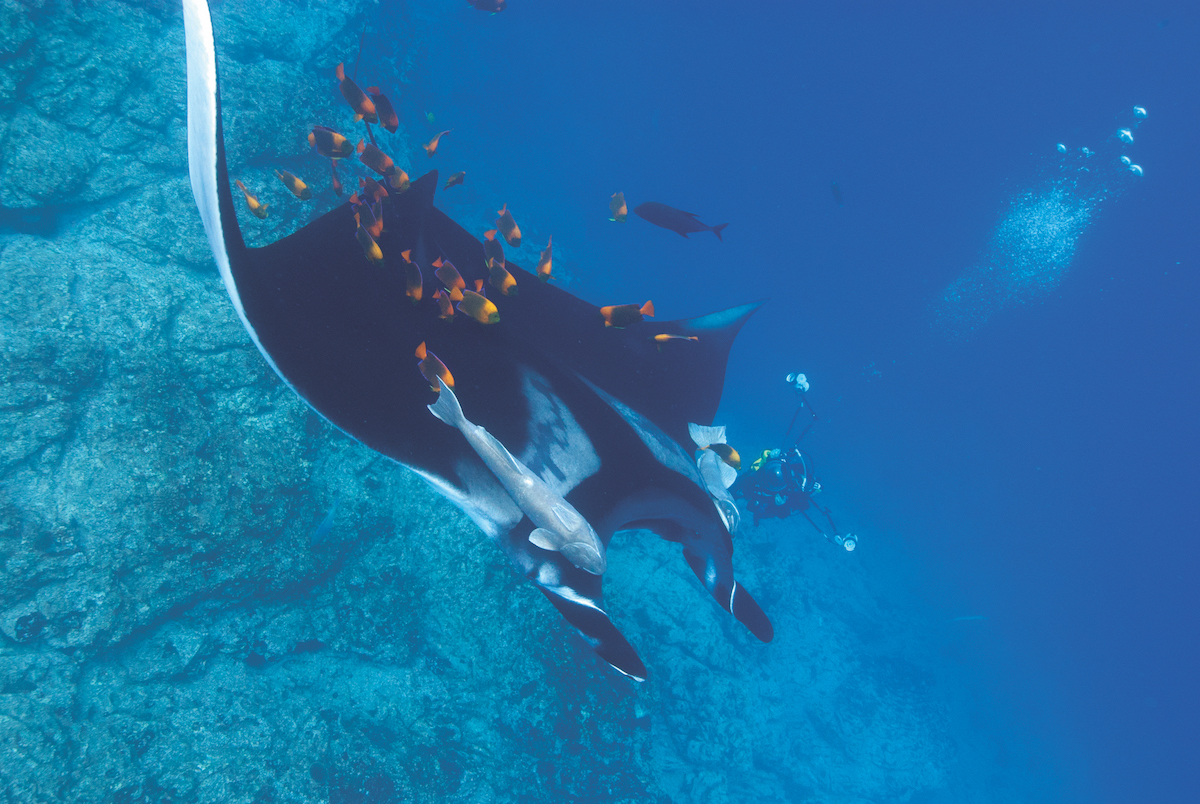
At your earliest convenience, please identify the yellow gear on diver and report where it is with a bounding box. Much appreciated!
[750,449,773,472]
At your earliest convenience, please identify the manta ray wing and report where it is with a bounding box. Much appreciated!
[183,0,770,680]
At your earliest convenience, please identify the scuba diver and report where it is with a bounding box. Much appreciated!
[731,372,858,551]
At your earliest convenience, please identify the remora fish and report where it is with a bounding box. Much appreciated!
[634,201,728,241]
[183,0,771,681]
[429,380,606,574]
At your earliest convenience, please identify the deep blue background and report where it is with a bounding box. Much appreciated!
[379,2,1199,801]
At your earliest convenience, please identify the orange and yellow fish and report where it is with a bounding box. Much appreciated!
[353,196,383,239]
[390,168,411,193]
[489,261,518,296]
[609,191,627,222]
[330,161,344,196]
[366,86,399,133]
[433,257,466,292]
[234,180,268,219]
[423,129,452,157]
[357,139,396,181]
[401,249,423,303]
[483,229,505,270]
[706,443,741,470]
[359,176,388,204]
[495,203,521,247]
[444,171,466,190]
[600,300,654,328]
[653,333,698,351]
[457,290,500,324]
[354,212,383,266]
[273,169,312,200]
[434,289,454,319]
[309,126,355,160]
[336,62,377,124]
[415,342,454,391]
[356,140,410,191]
[536,236,553,282]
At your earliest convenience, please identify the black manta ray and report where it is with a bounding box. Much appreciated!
[182,0,771,680]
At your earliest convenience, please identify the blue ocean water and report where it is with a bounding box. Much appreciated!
[2,0,1197,802]
[399,2,1198,801]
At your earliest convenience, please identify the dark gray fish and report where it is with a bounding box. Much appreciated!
[633,202,728,241]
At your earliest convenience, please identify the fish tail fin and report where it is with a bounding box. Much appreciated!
[711,223,728,241]
[688,422,727,449]
[336,62,346,81]
[427,379,465,427]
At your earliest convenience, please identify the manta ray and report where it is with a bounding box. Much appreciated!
[182,0,772,680]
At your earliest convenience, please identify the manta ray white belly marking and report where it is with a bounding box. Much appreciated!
[517,369,600,496]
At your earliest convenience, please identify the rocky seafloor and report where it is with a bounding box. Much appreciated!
[1,2,1053,802]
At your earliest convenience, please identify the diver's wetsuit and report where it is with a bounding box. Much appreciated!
[733,448,813,525]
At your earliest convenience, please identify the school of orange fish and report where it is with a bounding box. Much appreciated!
[233,55,724,451]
